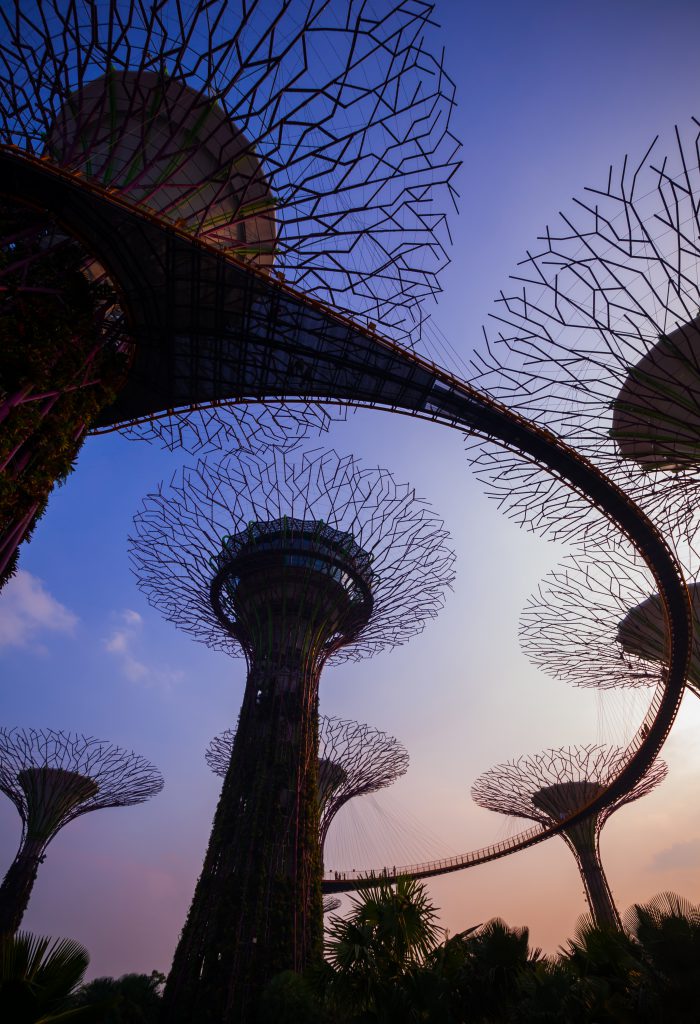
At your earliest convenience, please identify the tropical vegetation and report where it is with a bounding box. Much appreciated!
[259,878,700,1023]
[5,884,699,1022]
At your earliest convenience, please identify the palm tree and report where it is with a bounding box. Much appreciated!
[0,931,106,1022]
[624,891,700,1022]
[558,913,644,1023]
[323,875,443,1020]
[438,918,543,1022]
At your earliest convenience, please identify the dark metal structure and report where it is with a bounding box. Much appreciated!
[0,0,459,574]
[1,137,692,935]
[468,119,700,546]
[0,727,163,935]
[0,0,696,997]
[206,715,409,851]
[472,745,668,929]
[1,1,458,343]
[521,546,700,699]
[131,448,453,1022]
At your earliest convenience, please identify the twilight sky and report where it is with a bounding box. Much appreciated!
[2,0,700,978]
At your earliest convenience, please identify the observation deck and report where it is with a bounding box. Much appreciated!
[210,518,374,655]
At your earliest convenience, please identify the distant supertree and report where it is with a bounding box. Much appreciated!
[206,715,409,851]
[131,448,454,1022]
[0,728,163,935]
[467,119,700,547]
[520,545,700,699]
[472,746,668,929]
[0,0,459,579]
[322,896,341,915]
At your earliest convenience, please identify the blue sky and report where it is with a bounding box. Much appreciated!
[2,0,700,977]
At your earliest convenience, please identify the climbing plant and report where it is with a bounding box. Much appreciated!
[0,202,131,584]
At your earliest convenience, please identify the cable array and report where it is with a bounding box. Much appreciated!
[472,744,668,928]
[206,715,409,850]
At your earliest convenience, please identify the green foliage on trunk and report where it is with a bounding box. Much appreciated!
[0,203,129,578]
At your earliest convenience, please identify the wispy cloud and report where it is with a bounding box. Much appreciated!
[103,609,182,688]
[0,570,78,649]
[649,838,700,871]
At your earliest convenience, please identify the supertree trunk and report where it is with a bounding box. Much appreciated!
[0,205,131,585]
[571,838,622,931]
[162,649,323,1024]
[0,836,44,935]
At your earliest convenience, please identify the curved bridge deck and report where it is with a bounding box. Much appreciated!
[1,146,692,889]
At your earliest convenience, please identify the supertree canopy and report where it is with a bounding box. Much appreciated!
[0,0,460,579]
[521,545,700,698]
[206,715,410,851]
[132,449,454,662]
[1,1,458,336]
[472,745,668,930]
[130,447,453,1022]
[467,119,700,546]
[0,727,163,935]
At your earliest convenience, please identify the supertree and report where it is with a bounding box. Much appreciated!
[0,0,460,580]
[130,447,454,1022]
[521,544,700,699]
[472,745,668,929]
[0,727,163,935]
[2,0,695,965]
[206,715,410,852]
[467,119,700,547]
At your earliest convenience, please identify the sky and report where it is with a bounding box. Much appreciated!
[2,0,700,978]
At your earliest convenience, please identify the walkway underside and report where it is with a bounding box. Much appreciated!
[1,146,692,882]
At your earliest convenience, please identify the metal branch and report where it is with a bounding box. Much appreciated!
[130,448,456,663]
[0,727,163,934]
[137,446,452,1022]
[206,715,409,850]
[472,744,667,929]
[472,744,667,827]
[521,544,700,699]
[1,0,459,354]
[467,119,700,547]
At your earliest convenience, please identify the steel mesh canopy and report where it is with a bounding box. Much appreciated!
[206,715,409,846]
[0,0,459,344]
[466,119,700,547]
[472,744,668,831]
[1,0,459,456]
[0,728,164,840]
[130,447,455,662]
[112,401,341,456]
[521,544,700,698]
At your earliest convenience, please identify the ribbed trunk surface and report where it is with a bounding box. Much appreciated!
[0,837,44,934]
[565,829,621,930]
[161,652,323,1024]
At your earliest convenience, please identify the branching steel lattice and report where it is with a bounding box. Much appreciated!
[131,448,453,1022]
[521,545,700,699]
[0,0,696,1012]
[468,119,700,547]
[0,0,460,576]
[472,745,668,929]
[206,715,409,852]
[0,727,163,935]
